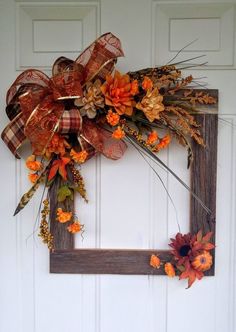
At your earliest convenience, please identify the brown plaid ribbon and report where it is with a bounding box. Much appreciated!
[1,110,83,158]
[1,113,25,159]
[58,109,82,134]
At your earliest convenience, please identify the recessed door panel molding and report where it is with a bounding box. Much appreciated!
[152,1,236,69]
[16,1,100,70]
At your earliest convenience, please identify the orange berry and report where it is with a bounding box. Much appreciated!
[112,126,125,140]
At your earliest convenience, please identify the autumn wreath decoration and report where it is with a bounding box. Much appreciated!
[1,33,216,287]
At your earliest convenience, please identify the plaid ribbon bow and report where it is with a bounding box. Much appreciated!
[1,33,126,160]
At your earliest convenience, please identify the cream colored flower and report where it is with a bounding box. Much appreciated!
[136,88,164,122]
[75,79,104,118]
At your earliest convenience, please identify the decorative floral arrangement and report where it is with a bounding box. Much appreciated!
[1,33,217,287]
[150,231,215,288]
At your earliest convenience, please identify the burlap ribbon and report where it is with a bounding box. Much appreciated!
[1,33,126,160]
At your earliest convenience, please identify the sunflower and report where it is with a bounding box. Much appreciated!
[169,232,194,265]
[169,231,214,265]
[169,231,215,288]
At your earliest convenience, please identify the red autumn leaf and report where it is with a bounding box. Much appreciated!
[203,243,215,250]
[48,157,70,181]
[58,157,70,180]
[202,232,213,243]
[48,160,60,181]
[192,242,203,251]
[179,263,204,288]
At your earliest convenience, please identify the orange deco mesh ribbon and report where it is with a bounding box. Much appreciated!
[1,32,126,159]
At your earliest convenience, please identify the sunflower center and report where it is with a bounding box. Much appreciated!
[179,245,191,257]
[200,257,206,264]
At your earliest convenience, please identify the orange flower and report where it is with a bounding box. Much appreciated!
[150,254,161,269]
[142,76,153,91]
[45,133,70,158]
[56,208,72,223]
[192,251,213,272]
[70,149,88,164]
[146,131,158,145]
[164,262,175,277]
[156,135,171,150]
[101,71,138,116]
[28,173,39,183]
[112,126,125,140]
[26,155,42,171]
[67,222,84,234]
[106,110,120,126]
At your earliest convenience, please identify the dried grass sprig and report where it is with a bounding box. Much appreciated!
[161,106,204,146]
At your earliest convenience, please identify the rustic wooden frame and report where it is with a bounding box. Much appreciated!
[50,89,218,276]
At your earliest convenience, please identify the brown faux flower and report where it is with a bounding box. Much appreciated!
[75,79,104,118]
[136,88,164,122]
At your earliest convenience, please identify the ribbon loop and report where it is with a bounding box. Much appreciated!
[49,71,83,100]
[2,32,125,159]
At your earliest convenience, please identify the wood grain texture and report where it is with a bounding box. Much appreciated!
[49,174,74,250]
[50,249,173,274]
[190,117,218,276]
[50,89,218,275]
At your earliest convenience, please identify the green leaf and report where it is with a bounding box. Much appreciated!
[57,185,72,202]
[69,192,74,201]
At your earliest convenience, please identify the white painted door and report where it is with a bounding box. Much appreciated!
[0,1,236,332]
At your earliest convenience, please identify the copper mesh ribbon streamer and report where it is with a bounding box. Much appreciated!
[60,112,127,160]
[1,32,124,159]
[81,119,127,160]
